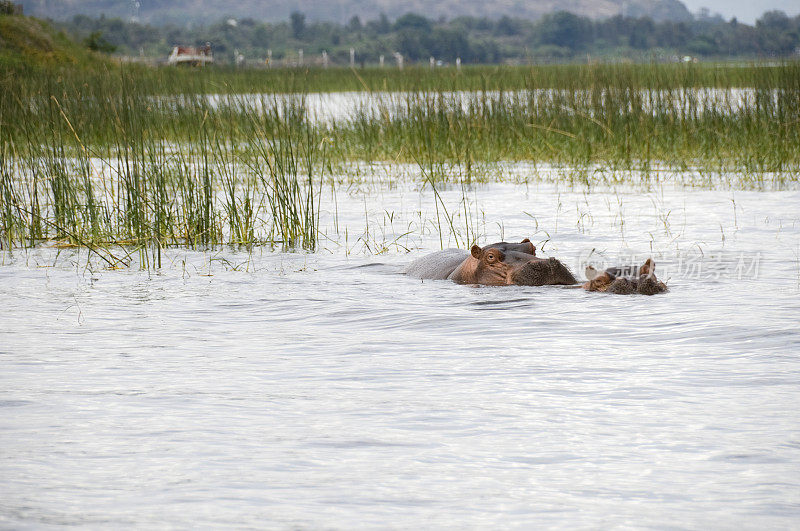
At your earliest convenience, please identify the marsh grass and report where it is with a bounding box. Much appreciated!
[0,62,798,259]
[247,96,327,250]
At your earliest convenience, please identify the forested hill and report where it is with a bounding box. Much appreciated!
[0,8,110,67]
[21,0,693,25]
[56,9,800,64]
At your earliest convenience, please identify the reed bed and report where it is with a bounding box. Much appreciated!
[1,62,798,255]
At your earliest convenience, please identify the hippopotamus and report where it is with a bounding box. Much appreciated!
[404,238,578,286]
[583,258,668,295]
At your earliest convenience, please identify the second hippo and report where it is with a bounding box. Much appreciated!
[583,258,668,295]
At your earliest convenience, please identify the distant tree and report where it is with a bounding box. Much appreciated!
[655,21,692,48]
[475,17,493,31]
[687,34,717,55]
[290,11,305,39]
[48,7,800,66]
[347,15,362,32]
[84,31,117,53]
[253,25,269,47]
[430,28,471,60]
[755,11,798,55]
[394,13,431,32]
[536,11,593,51]
[70,14,94,31]
[395,27,428,60]
[757,10,792,32]
[471,38,500,62]
[369,13,391,34]
[0,1,17,15]
[495,16,519,36]
[629,17,656,49]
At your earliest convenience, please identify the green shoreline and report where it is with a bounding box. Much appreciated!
[1,13,798,256]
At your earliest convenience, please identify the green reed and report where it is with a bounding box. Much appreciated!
[0,61,797,256]
[246,96,327,251]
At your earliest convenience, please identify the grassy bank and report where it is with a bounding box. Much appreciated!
[1,54,799,255]
[3,61,797,168]
[4,58,799,92]
[0,13,112,69]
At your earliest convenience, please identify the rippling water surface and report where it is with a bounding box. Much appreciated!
[2,176,800,528]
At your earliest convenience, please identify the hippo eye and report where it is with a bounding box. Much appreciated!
[483,249,505,264]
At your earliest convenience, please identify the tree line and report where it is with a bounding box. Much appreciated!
[59,9,800,64]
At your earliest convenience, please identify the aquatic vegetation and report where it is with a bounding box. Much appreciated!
[0,62,798,256]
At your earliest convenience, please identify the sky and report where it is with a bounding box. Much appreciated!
[679,0,800,24]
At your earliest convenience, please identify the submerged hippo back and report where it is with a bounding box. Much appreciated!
[403,249,469,280]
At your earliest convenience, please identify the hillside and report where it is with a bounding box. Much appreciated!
[0,11,107,67]
[20,0,694,26]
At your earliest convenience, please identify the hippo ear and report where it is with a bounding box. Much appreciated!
[521,238,536,255]
[470,245,482,259]
[639,258,655,277]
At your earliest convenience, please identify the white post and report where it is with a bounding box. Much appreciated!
[394,52,403,70]
[379,54,384,68]
[430,56,435,69]
[322,50,328,68]
[456,57,461,70]
[298,49,303,66]
[267,49,272,68]
[350,47,355,67]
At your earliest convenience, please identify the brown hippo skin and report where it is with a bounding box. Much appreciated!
[583,258,668,295]
[404,239,578,286]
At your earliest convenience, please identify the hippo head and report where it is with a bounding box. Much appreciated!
[459,239,577,286]
[582,258,667,295]
[583,270,617,292]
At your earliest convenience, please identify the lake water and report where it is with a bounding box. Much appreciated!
[201,87,778,124]
[2,165,800,527]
